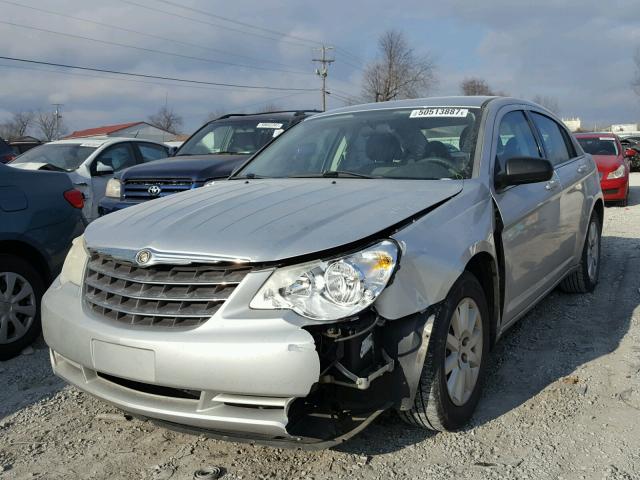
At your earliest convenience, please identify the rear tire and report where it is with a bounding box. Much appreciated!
[399,272,490,431]
[0,255,45,361]
[560,211,601,293]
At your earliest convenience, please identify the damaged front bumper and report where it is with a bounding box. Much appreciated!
[43,274,436,448]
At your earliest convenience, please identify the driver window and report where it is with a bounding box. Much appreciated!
[95,143,136,173]
[496,111,541,174]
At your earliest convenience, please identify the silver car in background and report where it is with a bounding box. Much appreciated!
[42,96,603,447]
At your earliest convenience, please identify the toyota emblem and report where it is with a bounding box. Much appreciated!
[135,249,152,265]
[148,185,161,196]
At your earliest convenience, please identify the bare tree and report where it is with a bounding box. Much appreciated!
[362,30,437,102]
[460,77,494,96]
[256,103,281,113]
[35,110,66,141]
[0,111,34,140]
[532,95,561,115]
[148,106,183,134]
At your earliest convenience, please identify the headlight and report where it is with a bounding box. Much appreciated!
[105,178,121,198]
[606,164,626,180]
[59,236,88,286]
[203,179,215,187]
[250,240,399,320]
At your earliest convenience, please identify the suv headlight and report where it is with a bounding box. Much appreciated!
[59,236,88,286]
[105,178,121,198]
[250,240,399,321]
[606,164,626,180]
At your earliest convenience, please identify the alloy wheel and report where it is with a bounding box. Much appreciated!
[0,272,37,344]
[445,297,483,406]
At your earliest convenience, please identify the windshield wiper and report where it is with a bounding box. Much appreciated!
[289,170,377,179]
[229,172,269,180]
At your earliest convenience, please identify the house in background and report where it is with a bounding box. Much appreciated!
[65,122,178,142]
[562,117,581,132]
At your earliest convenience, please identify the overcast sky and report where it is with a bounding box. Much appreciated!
[1,0,639,134]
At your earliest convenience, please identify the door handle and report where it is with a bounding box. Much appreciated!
[545,180,559,191]
[577,165,588,174]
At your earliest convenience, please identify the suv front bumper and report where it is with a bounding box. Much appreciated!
[42,277,321,439]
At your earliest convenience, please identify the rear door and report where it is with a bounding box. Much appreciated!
[528,111,590,267]
[491,108,566,326]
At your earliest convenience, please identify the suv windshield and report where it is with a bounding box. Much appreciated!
[577,137,619,156]
[11,143,97,171]
[177,119,287,156]
[233,107,481,180]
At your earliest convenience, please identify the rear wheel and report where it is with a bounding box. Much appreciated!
[399,272,490,431]
[560,211,601,293]
[0,255,44,361]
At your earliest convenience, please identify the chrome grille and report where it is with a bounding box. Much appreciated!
[123,179,195,200]
[83,252,250,328]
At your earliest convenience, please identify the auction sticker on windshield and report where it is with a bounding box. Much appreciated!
[410,108,468,118]
[257,123,283,129]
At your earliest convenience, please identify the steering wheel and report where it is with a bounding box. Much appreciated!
[420,158,463,178]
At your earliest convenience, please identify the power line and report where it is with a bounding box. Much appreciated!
[119,0,311,49]
[0,56,319,91]
[0,62,235,92]
[152,0,322,47]
[0,0,301,71]
[0,20,314,76]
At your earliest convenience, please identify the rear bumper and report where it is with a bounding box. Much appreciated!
[600,176,628,201]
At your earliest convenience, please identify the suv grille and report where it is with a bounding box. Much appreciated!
[83,252,250,328]
[123,179,195,200]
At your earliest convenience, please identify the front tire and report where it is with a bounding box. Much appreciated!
[0,255,44,361]
[560,211,601,293]
[399,272,490,431]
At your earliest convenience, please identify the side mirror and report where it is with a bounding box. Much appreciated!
[94,160,114,176]
[496,157,554,189]
[168,146,178,157]
[624,148,636,158]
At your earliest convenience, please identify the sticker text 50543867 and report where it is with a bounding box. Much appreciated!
[409,108,469,118]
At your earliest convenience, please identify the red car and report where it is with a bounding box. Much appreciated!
[575,133,632,206]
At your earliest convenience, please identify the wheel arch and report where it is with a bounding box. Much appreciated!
[0,240,50,282]
[463,252,500,347]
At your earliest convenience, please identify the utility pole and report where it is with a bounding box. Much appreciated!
[312,45,334,111]
[52,103,63,140]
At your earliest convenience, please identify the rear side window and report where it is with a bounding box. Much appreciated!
[530,113,572,165]
[138,143,168,162]
[495,111,541,173]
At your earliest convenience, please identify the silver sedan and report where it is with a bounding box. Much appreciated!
[42,96,603,447]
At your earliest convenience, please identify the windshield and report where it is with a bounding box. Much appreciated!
[177,119,287,156]
[233,107,481,180]
[577,137,619,156]
[11,143,97,171]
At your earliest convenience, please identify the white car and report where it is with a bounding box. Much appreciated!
[10,137,169,222]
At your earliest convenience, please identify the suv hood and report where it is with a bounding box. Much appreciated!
[85,178,462,263]
[121,154,249,182]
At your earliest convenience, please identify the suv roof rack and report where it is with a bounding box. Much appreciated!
[213,110,322,121]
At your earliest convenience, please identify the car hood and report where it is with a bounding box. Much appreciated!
[85,178,463,263]
[10,162,49,170]
[120,154,249,182]
[593,155,623,172]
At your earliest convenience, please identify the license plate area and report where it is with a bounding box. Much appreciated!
[91,340,155,383]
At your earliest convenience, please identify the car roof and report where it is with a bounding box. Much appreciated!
[311,96,506,119]
[212,110,320,122]
[49,136,165,147]
[574,133,618,139]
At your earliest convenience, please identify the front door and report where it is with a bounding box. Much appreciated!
[491,109,566,326]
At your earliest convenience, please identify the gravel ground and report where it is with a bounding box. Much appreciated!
[2,174,640,480]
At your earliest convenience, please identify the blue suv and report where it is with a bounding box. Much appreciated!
[98,110,318,215]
